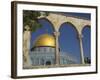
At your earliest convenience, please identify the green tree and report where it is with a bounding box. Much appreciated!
[23,10,49,32]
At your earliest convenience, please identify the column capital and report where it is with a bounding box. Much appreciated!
[77,34,83,39]
[78,34,85,64]
[24,25,30,31]
[53,31,60,36]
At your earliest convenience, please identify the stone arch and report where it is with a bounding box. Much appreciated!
[81,24,91,35]
[30,18,56,49]
[59,22,79,35]
[37,13,91,64]
[38,18,56,32]
[82,25,91,31]
[58,22,81,63]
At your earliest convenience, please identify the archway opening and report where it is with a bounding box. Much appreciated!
[59,22,80,64]
[30,18,55,66]
[82,26,91,64]
[30,18,55,48]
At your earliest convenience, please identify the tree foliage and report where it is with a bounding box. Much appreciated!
[23,10,49,32]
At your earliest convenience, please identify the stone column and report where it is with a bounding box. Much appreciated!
[78,34,85,64]
[23,25,31,68]
[54,31,60,65]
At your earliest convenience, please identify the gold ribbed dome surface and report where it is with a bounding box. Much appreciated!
[35,34,55,47]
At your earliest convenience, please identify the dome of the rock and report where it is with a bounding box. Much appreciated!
[34,34,55,47]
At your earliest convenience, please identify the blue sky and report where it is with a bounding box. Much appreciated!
[30,12,91,64]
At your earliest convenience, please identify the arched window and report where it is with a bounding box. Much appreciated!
[59,23,80,64]
[82,26,91,64]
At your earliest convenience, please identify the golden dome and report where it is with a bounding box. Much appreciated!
[34,34,55,47]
